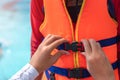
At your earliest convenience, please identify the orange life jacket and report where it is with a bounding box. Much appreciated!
[40,0,119,80]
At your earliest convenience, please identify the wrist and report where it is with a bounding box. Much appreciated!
[30,61,42,73]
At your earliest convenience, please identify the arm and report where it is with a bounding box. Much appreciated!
[10,34,68,80]
[31,0,44,56]
[112,0,120,78]
[30,0,44,79]
[81,39,115,80]
[9,64,39,80]
[112,0,120,54]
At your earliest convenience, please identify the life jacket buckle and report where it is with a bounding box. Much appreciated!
[68,68,84,79]
[65,42,85,52]
[50,73,55,80]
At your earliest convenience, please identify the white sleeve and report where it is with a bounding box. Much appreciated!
[9,63,39,80]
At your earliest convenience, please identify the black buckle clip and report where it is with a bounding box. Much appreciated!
[68,68,84,79]
[65,42,85,52]
[50,73,55,80]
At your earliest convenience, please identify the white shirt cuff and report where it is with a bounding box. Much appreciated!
[9,63,39,80]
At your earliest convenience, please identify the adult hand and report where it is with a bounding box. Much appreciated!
[30,34,69,73]
[81,39,115,80]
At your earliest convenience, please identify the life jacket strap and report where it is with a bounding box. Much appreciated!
[57,36,120,52]
[107,0,116,20]
[45,60,119,79]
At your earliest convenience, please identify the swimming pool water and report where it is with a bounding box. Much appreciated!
[0,0,31,79]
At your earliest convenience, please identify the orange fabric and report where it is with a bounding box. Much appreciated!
[42,73,47,80]
[40,0,119,80]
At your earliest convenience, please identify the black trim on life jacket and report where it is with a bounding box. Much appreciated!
[107,0,117,21]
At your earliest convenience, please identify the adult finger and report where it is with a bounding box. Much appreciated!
[45,35,63,45]
[43,34,52,42]
[96,42,105,55]
[50,50,69,64]
[89,39,99,52]
[81,39,92,54]
[97,42,102,51]
[48,38,68,50]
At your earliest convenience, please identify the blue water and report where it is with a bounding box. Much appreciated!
[0,0,31,79]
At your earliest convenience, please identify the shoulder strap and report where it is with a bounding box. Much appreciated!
[107,0,117,20]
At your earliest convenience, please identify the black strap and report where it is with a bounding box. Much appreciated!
[46,60,119,79]
[58,36,120,52]
[107,0,116,20]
